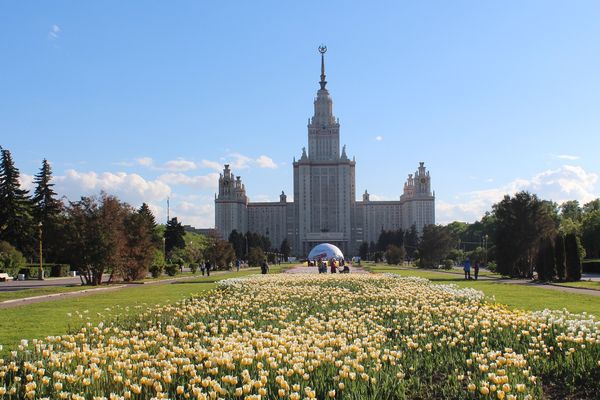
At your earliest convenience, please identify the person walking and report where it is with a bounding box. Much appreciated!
[200,262,206,276]
[236,259,241,272]
[474,261,480,280]
[463,257,471,280]
[261,259,269,275]
[205,260,212,277]
[330,259,337,274]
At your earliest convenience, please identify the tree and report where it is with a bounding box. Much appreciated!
[204,237,235,270]
[418,225,453,268]
[492,192,557,278]
[31,159,63,262]
[404,225,419,258]
[118,209,156,281]
[583,199,600,213]
[385,244,405,265]
[581,210,600,259]
[0,148,35,257]
[535,236,555,282]
[228,230,246,259]
[554,234,566,281]
[248,246,265,267]
[63,194,128,285]
[280,238,291,261]
[358,242,369,261]
[0,241,26,276]
[164,217,186,256]
[138,203,163,249]
[565,233,582,281]
[560,200,582,222]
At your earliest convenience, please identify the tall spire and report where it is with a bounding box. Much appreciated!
[318,45,327,90]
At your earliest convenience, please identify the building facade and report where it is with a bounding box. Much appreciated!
[215,48,435,257]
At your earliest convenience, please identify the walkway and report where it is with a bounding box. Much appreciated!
[0,271,230,309]
[392,266,600,297]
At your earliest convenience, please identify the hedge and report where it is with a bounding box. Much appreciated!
[582,260,600,274]
[18,264,71,278]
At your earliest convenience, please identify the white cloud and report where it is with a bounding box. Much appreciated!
[171,200,215,228]
[158,172,219,189]
[202,152,279,172]
[19,173,34,192]
[48,24,60,40]
[255,155,278,169]
[375,135,383,141]
[54,169,171,206]
[201,159,223,171]
[557,154,580,161]
[437,165,598,224]
[163,158,197,171]
[136,157,154,167]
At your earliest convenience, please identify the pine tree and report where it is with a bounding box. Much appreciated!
[164,217,186,256]
[138,203,162,248]
[565,233,582,281]
[31,159,63,262]
[536,236,555,281]
[0,148,34,256]
[554,234,566,281]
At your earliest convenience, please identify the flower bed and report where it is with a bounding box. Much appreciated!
[0,274,598,399]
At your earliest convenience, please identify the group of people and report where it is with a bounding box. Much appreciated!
[462,257,481,280]
[316,258,350,274]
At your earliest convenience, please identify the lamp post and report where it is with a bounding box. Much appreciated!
[162,237,166,262]
[38,221,44,280]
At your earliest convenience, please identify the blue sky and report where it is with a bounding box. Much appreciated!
[1,1,599,227]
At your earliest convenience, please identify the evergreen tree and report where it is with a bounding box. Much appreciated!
[280,238,291,261]
[418,224,453,268]
[554,234,566,281]
[492,191,556,278]
[164,217,186,255]
[404,224,419,258]
[358,242,369,261]
[0,148,34,256]
[138,203,162,248]
[565,233,582,281]
[228,230,246,259]
[32,159,63,262]
[535,236,555,282]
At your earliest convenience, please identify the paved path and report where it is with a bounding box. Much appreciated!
[391,266,600,297]
[0,271,230,309]
[285,264,369,274]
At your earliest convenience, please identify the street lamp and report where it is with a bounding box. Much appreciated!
[38,221,44,280]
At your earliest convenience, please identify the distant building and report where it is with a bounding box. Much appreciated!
[215,47,434,256]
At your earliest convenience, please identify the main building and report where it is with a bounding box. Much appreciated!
[215,47,435,257]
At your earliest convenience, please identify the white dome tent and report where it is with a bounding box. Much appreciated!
[307,243,344,261]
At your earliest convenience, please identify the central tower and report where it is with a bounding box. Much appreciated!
[308,46,340,161]
[293,46,356,256]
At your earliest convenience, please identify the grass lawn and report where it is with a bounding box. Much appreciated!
[367,264,600,316]
[0,286,91,302]
[0,268,268,353]
[554,281,600,291]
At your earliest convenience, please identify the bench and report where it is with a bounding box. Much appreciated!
[0,273,11,282]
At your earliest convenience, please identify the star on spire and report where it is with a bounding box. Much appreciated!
[318,45,327,90]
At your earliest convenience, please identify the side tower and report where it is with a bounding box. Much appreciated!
[400,162,435,232]
[215,164,248,239]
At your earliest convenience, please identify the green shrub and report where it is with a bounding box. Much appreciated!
[441,259,454,270]
[190,263,198,274]
[16,264,71,278]
[0,241,26,276]
[149,265,163,278]
[164,264,178,277]
[487,262,497,273]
